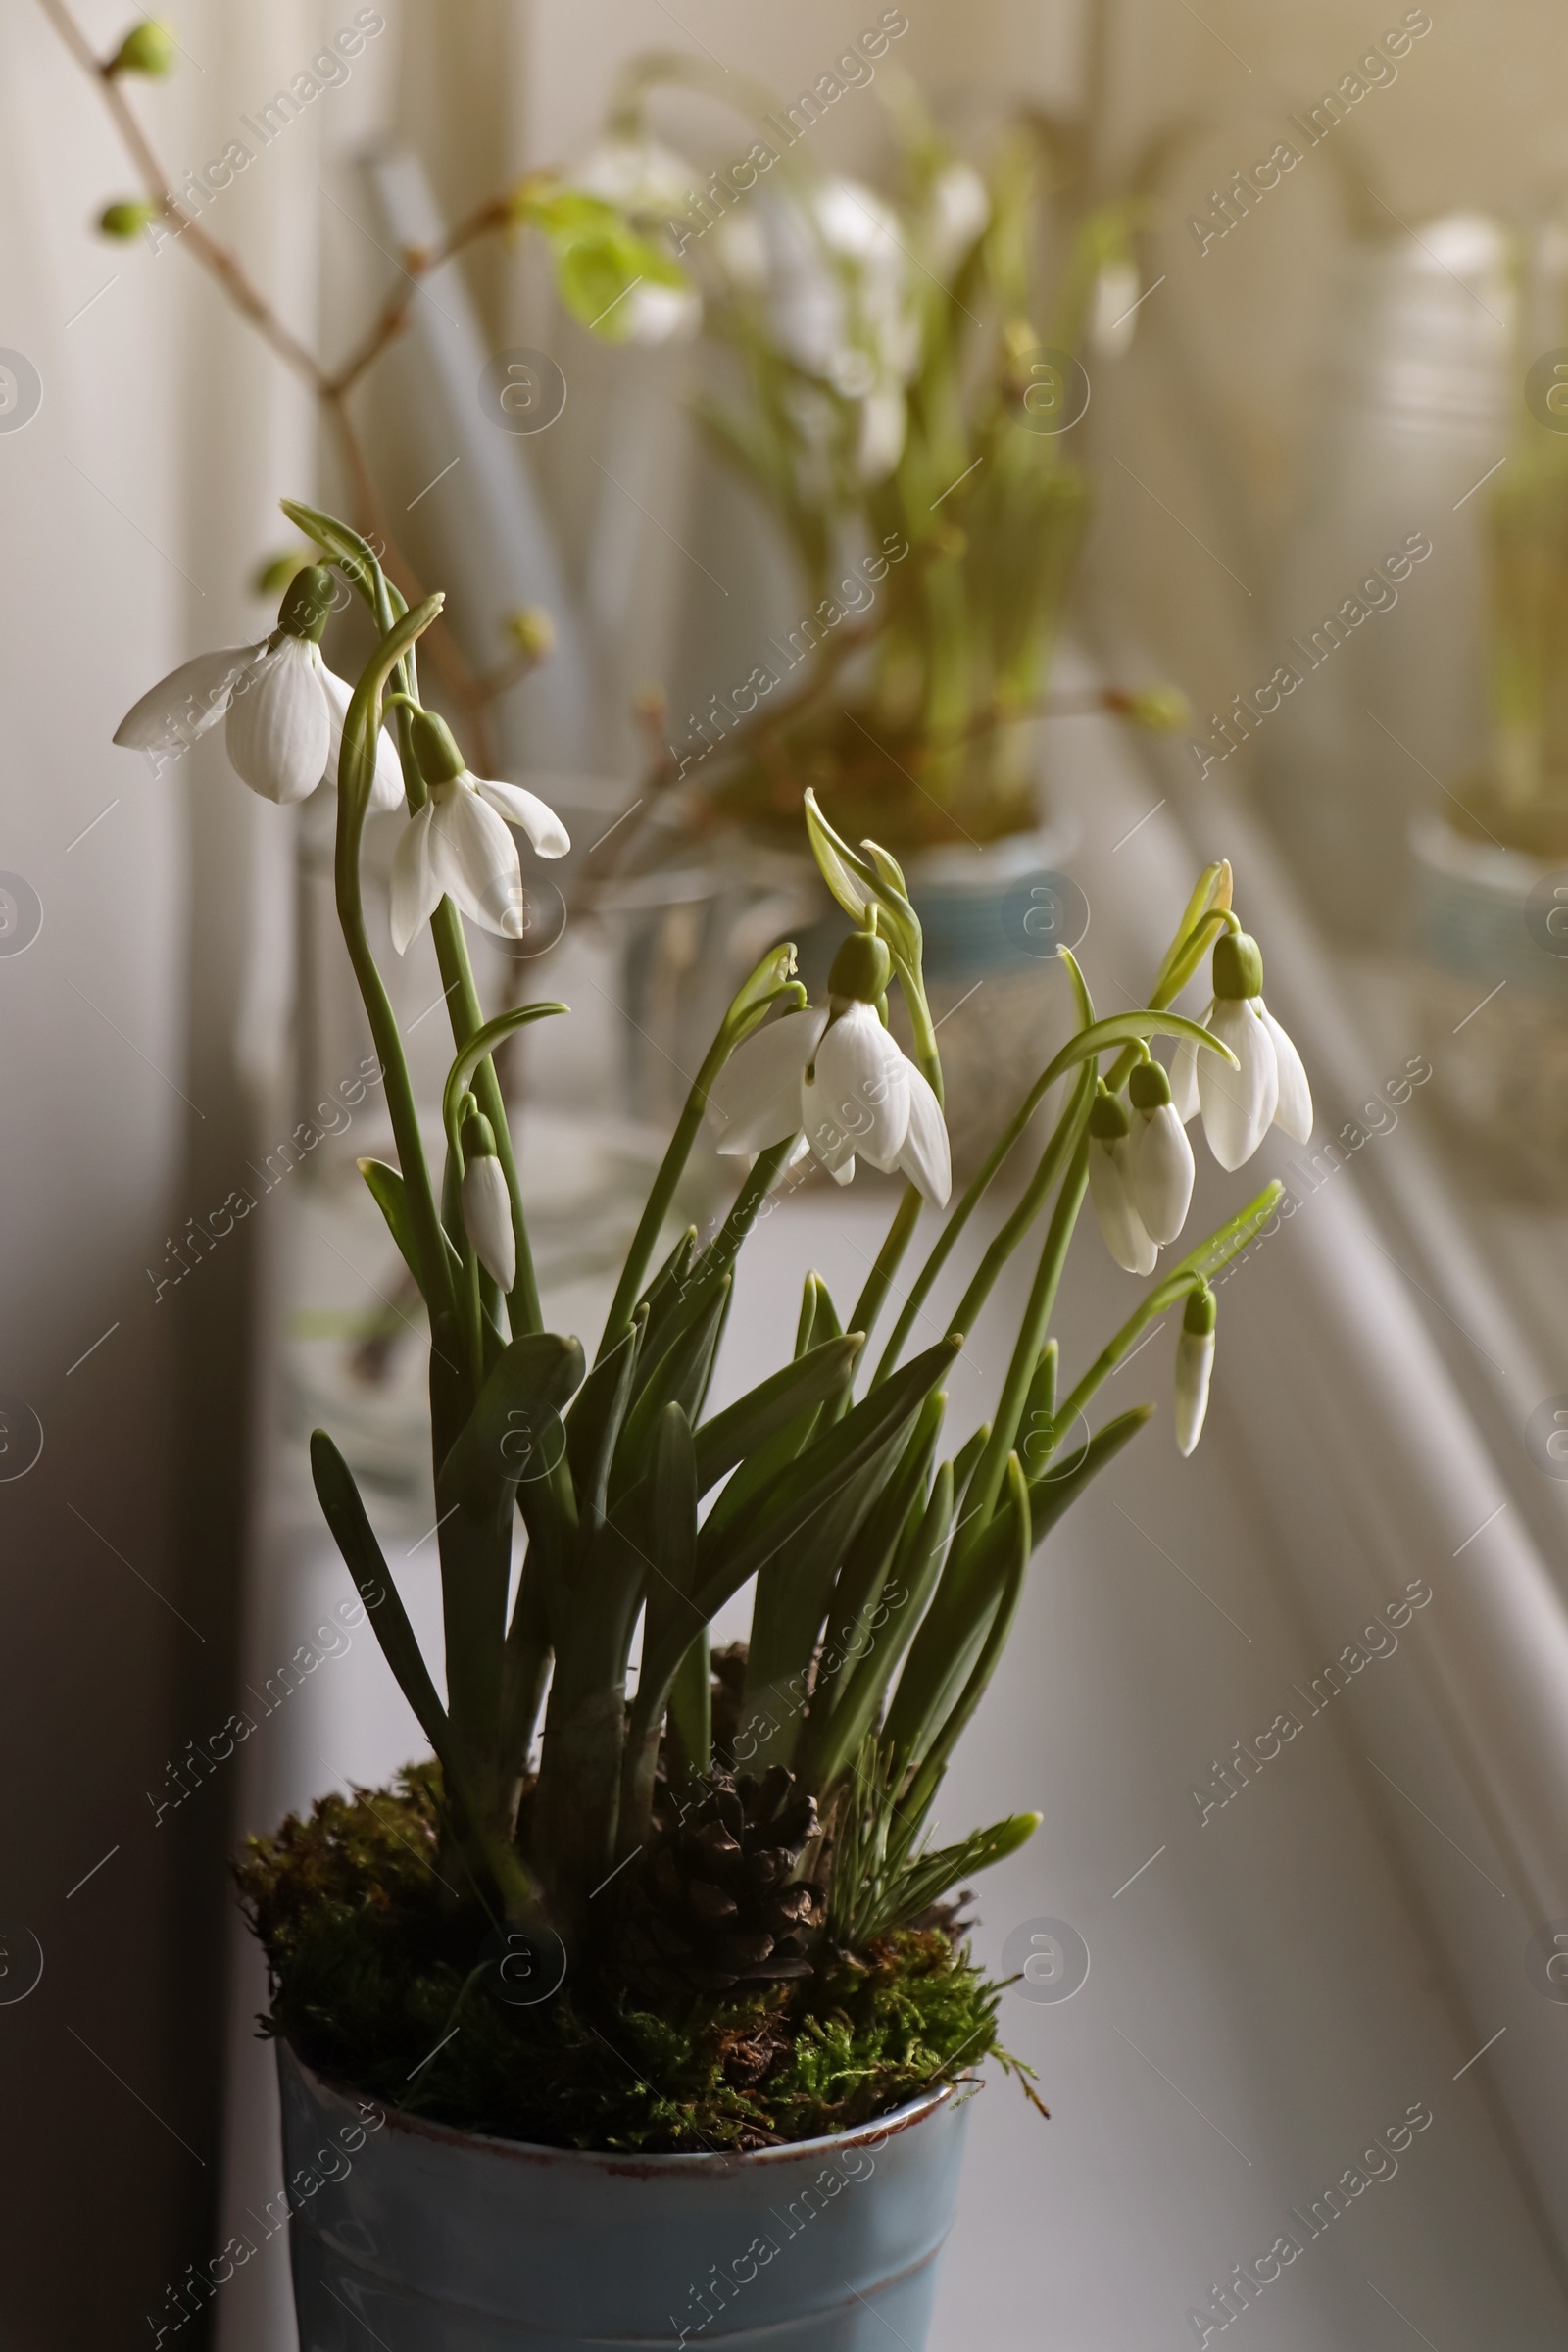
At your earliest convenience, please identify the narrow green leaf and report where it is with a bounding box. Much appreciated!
[613,1278,730,1498]
[310,1431,449,1757]
[803,1460,955,1795]
[437,1330,586,1521]
[695,1337,961,1610]
[564,1309,643,1536]
[693,1335,863,1495]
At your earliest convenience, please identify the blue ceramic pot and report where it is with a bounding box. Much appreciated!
[278,2041,971,2349]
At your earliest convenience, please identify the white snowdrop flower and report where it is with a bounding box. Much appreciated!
[114,564,404,810]
[856,381,908,482]
[707,931,951,1205]
[925,161,990,275]
[1169,929,1312,1171]
[1126,1058,1196,1246]
[459,1110,516,1293]
[1087,1086,1157,1276]
[389,710,569,954]
[1090,258,1141,358]
[620,279,703,345]
[571,134,696,217]
[1173,1288,1217,1457]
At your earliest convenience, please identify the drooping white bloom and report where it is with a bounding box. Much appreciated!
[734,184,918,481]
[707,935,951,1205]
[1090,258,1141,358]
[1173,1289,1217,1457]
[114,565,405,810]
[572,134,696,217]
[620,280,703,345]
[389,713,569,953]
[1169,929,1312,1171]
[925,161,990,276]
[1126,1059,1196,1246]
[1087,1088,1157,1275]
[460,1113,516,1293]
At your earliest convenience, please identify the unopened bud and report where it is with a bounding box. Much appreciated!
[1105,684,1192,734]
[99,199,159,240]
[504,605,556,662]
[108,19,178,75]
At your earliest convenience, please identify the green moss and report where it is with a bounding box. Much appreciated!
[235,1763,1041,2152]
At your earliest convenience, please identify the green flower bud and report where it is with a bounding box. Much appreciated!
[827,928,892,1004]
[462,1107,498,1160]
[504,605,556,661]
[109,19,178,75]
[1182,1285,1217,1337]
[1088,1079,1131,1140]
[410,710,466,785]
[1128,1057,1173,1110]
[254,551,310,599]
[274,564,336,642]
[99,199,159,240]
[1108,684,1191,734]
[1212,928,1263,1000]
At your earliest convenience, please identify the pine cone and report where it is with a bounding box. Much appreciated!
[606,1766,825,2004]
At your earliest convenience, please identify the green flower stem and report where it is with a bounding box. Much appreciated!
[850,1182,925,1348]
[1052,1179,1284,1436]
[960,1129,1091,1539]
[334,602,454,1328]
[873,995,1216,1386]
[945,1063,1097,1344]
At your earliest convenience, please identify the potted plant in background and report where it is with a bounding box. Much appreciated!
[576,59,1188,1163]
[1410,217,1568,1192]
[115,504,1304,2347]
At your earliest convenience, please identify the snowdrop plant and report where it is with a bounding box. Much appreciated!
[590,60,1163,850]
[121,508,1293,1960]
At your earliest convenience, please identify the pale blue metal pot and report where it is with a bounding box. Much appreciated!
[278,2040,971,2349]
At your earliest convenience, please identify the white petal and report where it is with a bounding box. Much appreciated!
[473,775,571,858]
[1130,1102,1196,1246]
[1197,999,1278,1171]
[808,1004,910,1174]
[389,804,440,954]
[1258,1002,1313,1144]
[1174,1328,1215,1457]
[708,1007,827,1155]
[1088,1138,1158,1275]
[318,659,404,811]
[429,782,527,938]
[113,641,267,756]
[1169,1021,1205,1123]
[896,1063,952,1206]
[827,1154,856,1186]
[461,1156,516,1293]
[624,282,703,345]
[224,636,330,805]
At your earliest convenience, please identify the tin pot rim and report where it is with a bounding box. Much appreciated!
[283,2039,968,2178]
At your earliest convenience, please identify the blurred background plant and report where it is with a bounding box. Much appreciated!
[582,55,1181,855]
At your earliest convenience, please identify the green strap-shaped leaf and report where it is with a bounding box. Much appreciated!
[612,1278,730,1499]
[803,1459,956,1796]
[310,1431,450,1758]
[693,1335,863,1496]
[438,1330,586,1520]
[695,1337,961,1613]
[564,1309,643,1538]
